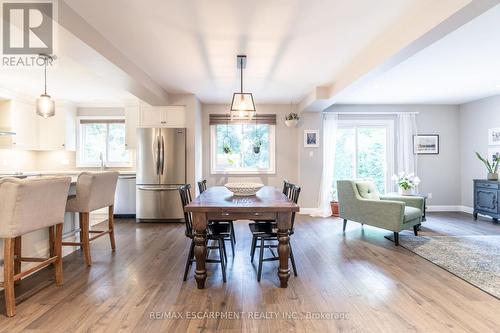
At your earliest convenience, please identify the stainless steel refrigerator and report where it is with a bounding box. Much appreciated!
[136,128,186,222]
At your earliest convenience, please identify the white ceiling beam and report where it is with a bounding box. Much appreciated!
[57,1,169,105]
[299,0,500,112]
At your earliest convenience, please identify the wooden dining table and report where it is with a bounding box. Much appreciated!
[184,186,300,289]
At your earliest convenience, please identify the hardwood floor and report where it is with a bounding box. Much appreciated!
[0,212,499,332]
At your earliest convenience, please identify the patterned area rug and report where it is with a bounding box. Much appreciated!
[390,234,500,299]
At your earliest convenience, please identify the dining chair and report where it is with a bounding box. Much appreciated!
[197,179,236,250]
[248,182,300,282]
[179,184,228,283]
[62,171,119,266]
[0,176,71,317]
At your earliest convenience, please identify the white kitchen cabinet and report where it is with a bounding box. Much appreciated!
[139,105,186,128]
[0,99,38,150]
[125,105,140,149]
[38,102,77,151]
[114,174,136,216]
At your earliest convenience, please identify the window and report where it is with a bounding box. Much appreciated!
[334,120,394,194]
[210,123,275,174]
[77,117,130,167]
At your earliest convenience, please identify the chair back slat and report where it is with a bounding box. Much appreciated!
[197,179,207,194]
[281,180,300,231]
[178,184,193,237]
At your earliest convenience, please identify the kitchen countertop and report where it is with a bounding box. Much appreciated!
[0,170,136,179]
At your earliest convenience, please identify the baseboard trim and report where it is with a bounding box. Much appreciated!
[299,208,316,215]
[427,205,473,214]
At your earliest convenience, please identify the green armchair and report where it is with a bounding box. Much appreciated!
[337,180,424,245]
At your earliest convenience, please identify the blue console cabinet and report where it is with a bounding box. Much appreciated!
[473,179,500,222]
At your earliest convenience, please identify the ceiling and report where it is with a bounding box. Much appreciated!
[62,0,467,104]
[0,55,136,104]
[337,3,500,105]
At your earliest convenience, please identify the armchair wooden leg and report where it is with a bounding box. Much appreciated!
[78,213,84,251]
[54,223,64,285]
[81,212,92,266]
[413,225,419,236]
[108,205,116,251]
[14,236,21,285]
[342,219,347,232]
[4,238,16,317]
[394,232,400,246]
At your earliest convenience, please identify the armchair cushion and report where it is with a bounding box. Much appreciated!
[404,207,422,222]
[355,181,380,200]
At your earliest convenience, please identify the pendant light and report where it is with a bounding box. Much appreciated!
[230,55,256,120]
[36,54,55,118]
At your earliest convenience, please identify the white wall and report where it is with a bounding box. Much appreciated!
[202,104,299,189]
[459,95,500,207]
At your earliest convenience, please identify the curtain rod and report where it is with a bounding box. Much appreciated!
[324,111,419,115]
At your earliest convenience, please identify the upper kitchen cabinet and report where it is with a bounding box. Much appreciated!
[139,105,186,128]
[0,99,38,150]
[38,102,77,151]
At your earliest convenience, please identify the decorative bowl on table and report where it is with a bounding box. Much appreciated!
[224,183,264,196]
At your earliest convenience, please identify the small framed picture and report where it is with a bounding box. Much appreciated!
[304,130,319,147]
[413,135,439,154]
[488,128,500,145]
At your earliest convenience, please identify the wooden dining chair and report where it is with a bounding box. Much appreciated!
[248,182,300,282]
[179,184,228,283]
[197,179,236,251]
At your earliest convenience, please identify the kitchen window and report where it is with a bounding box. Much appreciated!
[77,117,130,167]
[210,114,276,174]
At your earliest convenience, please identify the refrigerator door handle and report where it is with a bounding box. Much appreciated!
[160,135,165,175]
[153,134,161,175]
[137,185,179,191]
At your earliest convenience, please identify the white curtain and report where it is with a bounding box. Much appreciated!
[311,113,338,217]
[397,113,418,175]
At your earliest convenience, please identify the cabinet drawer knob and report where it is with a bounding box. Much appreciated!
[221,212,229,216]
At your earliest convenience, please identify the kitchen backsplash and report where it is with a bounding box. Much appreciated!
[0,149,136,173]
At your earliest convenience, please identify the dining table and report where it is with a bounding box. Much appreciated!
[184,185,300,289]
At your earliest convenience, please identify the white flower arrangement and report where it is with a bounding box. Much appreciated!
[392,172,421,191]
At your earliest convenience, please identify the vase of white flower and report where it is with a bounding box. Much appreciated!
[392,172,421,196]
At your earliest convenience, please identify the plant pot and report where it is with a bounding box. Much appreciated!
[330,201,339,217]
[285,119,298,128]
[487,172,498,180]
[399,188,413,196]
[253,146,261,154]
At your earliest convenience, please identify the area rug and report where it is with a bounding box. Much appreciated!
[388,234,500,299]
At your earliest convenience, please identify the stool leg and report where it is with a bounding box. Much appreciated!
[108,205,116,251]
[54,223,64,285]
[4,238,16,317]
[78,213,84,251]
[48,226,55,256]
[81,212,92,266]
[14,236,21,285]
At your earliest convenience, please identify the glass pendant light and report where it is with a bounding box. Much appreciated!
[230,55,256,120]
[36,54,55,118]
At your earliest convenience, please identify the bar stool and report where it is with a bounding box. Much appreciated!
[0,176,71,317]
[62,172,119,266]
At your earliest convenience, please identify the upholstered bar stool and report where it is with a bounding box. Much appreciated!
[0,176,71,317]
[62,172,119,266]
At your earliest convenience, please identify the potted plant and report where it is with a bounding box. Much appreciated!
[392,172,421,195]
[475,152,499,180]
[223,142,232,154]
[253,139,262,154]
[285,112,299,128]
[330,188,339,217]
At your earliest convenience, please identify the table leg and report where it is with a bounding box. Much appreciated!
[192,212,208,289]
[277,212,292,288]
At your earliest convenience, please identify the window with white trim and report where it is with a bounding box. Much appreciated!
[77,117,130,167]
[210,115,276,174]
